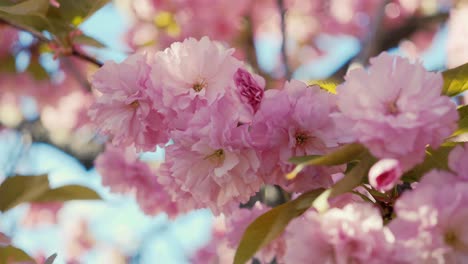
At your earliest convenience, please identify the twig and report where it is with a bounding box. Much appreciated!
[331,11,449,80]
[351,0,391,68]
[0,18,103,68]
[3,119,103,170]
[276,0,291,79]
[71,48,103,67]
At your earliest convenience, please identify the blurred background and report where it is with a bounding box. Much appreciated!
[0,0,467,263]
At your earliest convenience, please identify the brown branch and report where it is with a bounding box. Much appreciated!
[352,0,390,67]
[71,48,103,67]
[0,18,104,68]
[2,119,103,170]
[276,0,291,79]
[331,11,449,80]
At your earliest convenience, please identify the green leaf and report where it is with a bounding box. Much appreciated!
[233,189,324,264]
[0,245,35,263]
[27,60,49,80]
[448,105,468,140]
[46,0,110,26]
[312,155,376,212]
[307,80,339,94]
[402,145,455,182]
[287,144,366,180]
[0,175,50,212]
[33,185,101,202]
[73,34,105,48]
[442,63,468,97]
[0,0,49,15]
[44,253,58,264]
[0,55,16,73]
[289,143,366,165]
[0,12,51,38]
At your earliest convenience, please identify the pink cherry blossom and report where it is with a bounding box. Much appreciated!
[22,202,63,227]
[447,5,468,68]
[448,143,468,181]
[157,97,263,215]
[95,145,178,217]
[0,232,10,246]
[233,68,265,123]
[190,216,235,264]
[248,80,343,192]
[389,169,468,263]
[89,53,169,151]
[148,37,243,130]
[368,158,403,192]
[284,203,395,263]
[335,52,458,170]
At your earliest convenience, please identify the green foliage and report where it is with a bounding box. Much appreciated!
[448,105,468,140]
[34,185,101,202]
[289,143,366,165]
[46,0,110,26]
[402,145,455,182]
[0,0,109,47]
[442,63,468,97]
[0,0,49,15]
[0,174,50,212]
[235,153,375,264]
[0,175,101,212]
[0,245,35,263]
[73,34,106,48]
[27,60,49,80]
[312,155,376,212]
[233,189,324,264]
[287,143,366,180]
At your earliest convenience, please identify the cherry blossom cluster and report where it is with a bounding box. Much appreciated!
[91,37,462,263]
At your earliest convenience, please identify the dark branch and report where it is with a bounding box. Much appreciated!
[276,0,291,79]
[71,49,104,67]
[331,11,449,80]
[0,18,104,68]
[2,119,103,170]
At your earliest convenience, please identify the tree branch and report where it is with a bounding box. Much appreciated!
[331,11,449,80]
[276,0,291,79]
[1,119,103,170]
[0,18,104,68]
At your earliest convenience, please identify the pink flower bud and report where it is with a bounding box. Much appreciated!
[368,159,402,192]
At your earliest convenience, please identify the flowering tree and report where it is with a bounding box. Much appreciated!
[2,0,468,263]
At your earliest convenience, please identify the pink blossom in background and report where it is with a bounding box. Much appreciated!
[0,26,17,59]
[125,0,249,52]
[89,53,169,151]
[190,216,235,264]
[248,80,343,192]
[148,37,242,130]
[389,169,468,263]
[225,202,286,263]
[446,5,468,68]
[335,52,458,170]
[368,159,403,192]
[95,145,178,217]
[0,232,10,246]
[65,219,96,263]
[284,203,395,263]
[158,97,263,215]
[22,202,63,227]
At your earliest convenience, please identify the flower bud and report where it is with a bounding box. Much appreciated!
[368,159,402,192]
